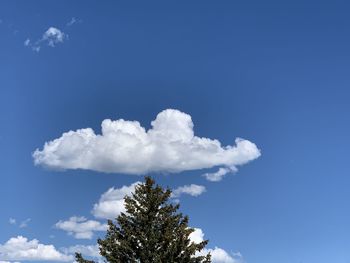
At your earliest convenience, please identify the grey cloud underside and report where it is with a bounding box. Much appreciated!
[33,109,260,175]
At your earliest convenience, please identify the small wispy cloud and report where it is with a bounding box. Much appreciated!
[171,184,206,198]
[8,218,16,225]
[19,218,31,228]
[203,167,238,182]
[66,17,82,27]
[24,38,30,46]
[24,26,67,52]
[8,218,31,228]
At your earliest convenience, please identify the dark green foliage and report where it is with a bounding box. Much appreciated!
[75,252,95,263]
[76,177,211,263]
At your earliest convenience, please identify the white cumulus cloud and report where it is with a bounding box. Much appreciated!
[33,109,260,176]
[189,228,205,244]
[0,236,72,262]
[202,248,242,263]
[42,27,66,47]
[172,184,206,198]
[190,228,242,263]
[92,182,140,219]
[55,216,107,239]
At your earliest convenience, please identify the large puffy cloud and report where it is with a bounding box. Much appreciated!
[92,182,140,219]
[55,216,107,239]
[190,228,242,263]
[0,236,72,262]
[33,109,260,176]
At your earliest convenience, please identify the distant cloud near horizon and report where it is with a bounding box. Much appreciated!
[33,109,260,176]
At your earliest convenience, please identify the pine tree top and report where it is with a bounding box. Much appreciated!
[76,177,211,263]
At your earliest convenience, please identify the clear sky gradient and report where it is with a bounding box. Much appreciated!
[1,1,350,263]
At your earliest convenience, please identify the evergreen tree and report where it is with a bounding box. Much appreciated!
[76,177,211,263]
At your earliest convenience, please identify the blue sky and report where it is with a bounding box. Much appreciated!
[1,1,350,262]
